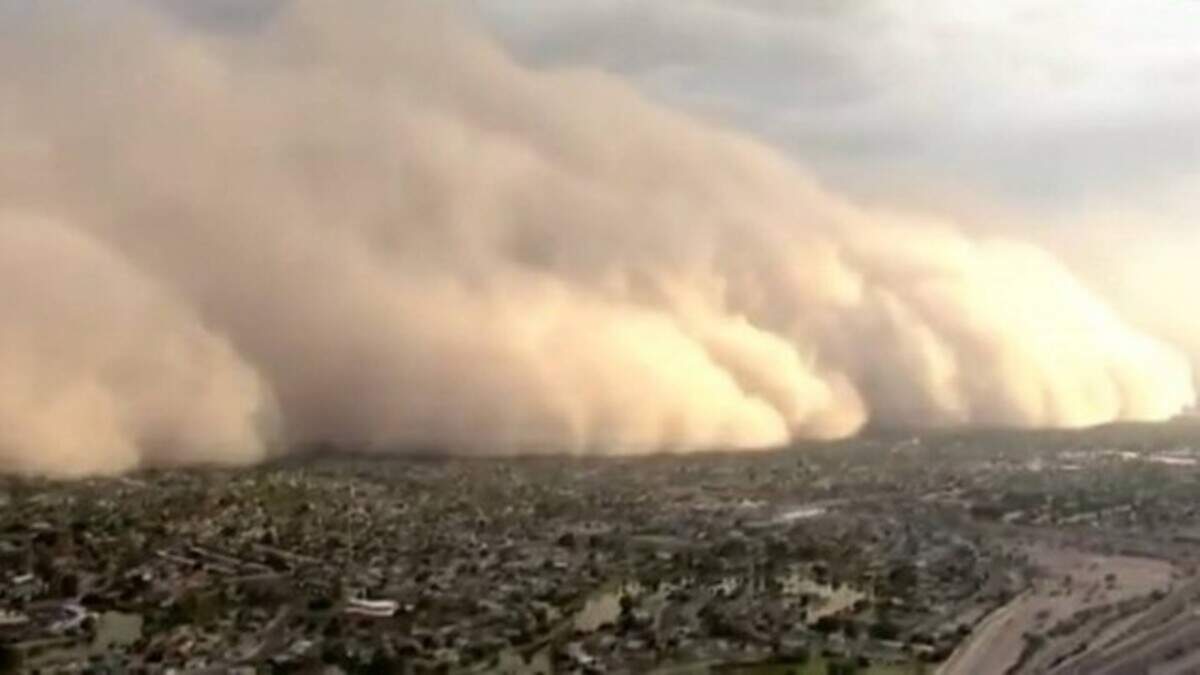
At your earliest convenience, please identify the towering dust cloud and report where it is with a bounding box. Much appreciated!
[0,1,1192,476]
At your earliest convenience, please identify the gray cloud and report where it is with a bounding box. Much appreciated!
[474,0,1200,207]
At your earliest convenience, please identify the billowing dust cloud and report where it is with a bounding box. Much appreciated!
[0,1,1192,476]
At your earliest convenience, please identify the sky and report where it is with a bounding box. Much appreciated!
[472,0,1200,374]
[144,1,1200,272]
[475,1,1200,213]
[1,0,1198,476]
[146,0,1200,216]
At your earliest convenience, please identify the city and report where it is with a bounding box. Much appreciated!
[5,421,1200,673]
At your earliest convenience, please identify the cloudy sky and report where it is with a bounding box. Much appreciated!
[70,0,1200,388]
[147,0,1200,233]
[474,1,1200,214]
[471,0,1200,360]
[3,0,1199,475]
